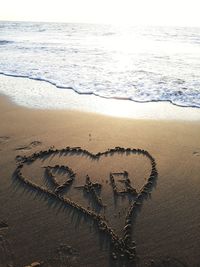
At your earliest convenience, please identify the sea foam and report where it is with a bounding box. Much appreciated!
[0,21,200,109]
[1,74,200,121]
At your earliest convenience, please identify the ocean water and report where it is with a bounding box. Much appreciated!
[0,21,200,108]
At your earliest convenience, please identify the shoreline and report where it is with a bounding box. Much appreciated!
[1,71,200,109]
[1,74,200,121]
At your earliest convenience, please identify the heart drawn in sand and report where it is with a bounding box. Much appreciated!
[14,146,158,264]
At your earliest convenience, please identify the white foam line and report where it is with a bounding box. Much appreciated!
[1,74,200,121]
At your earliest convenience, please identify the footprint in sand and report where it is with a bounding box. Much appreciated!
[0,136,10,144]
[38,244,79,267]
[23,245,79,267]
[193,151,200,156]
[0,136,10,151]
[0,234,14,267]
[15,141,42,151]
[0,221,8,230]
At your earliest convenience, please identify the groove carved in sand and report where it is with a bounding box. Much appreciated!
[13,146,158,265]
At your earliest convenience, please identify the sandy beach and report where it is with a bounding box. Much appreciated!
[0,83,200,267]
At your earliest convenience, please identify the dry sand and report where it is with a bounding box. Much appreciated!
[0,94,200,267]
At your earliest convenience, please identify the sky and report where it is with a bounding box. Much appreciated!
[0,0,200,27]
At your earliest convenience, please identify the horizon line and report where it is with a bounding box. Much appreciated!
[0,19,200,29]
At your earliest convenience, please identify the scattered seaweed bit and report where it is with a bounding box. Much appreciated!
[13,146,158,265]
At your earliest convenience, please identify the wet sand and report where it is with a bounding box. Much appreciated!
[0,94,200,267]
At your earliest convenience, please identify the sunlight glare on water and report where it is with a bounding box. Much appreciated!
[0,22,200,110]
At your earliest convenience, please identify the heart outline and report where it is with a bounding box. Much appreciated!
[14,146,158,264]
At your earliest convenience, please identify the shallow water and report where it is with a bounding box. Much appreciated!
[0,21,200,108]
